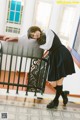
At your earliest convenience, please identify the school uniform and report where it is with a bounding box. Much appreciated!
[40,29,75,81]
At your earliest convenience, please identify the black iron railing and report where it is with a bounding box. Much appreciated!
[0,41,48,96]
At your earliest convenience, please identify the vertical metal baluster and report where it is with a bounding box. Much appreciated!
[42,59,48,94]
[3,43,9,87]
[34,58,42,96]
[0,42,2,78]
[12,46,19,89]
[22,57,28,90]
[16,46,23,94]
[0,43,3,80]
[40,60,45,94]
[0,53,2,79]
[22,48,28,91]
[7,43,14,93]
[26,58,32,95]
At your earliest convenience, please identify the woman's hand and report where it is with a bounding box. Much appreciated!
[42,50,49,58]
[3,36,10,41]
[3,36,18,42]
[0,35,18,42]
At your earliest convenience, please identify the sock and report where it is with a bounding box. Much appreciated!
[54,85,63,101]
[61,91,64,98]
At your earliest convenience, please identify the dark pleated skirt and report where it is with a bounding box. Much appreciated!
[48,45,75,81]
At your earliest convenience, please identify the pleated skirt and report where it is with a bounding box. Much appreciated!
[48,45,75,81]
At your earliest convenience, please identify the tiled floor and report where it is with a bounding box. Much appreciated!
[0,94,80,120]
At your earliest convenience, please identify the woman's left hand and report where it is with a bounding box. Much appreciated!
[42,50,49,58]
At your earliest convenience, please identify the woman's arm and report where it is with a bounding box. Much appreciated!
[42,50,49,58]
[0,35,18,42]
[3,36,18,42]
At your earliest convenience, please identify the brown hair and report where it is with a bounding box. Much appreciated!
[27,26,46,45]
[27,26,42,39]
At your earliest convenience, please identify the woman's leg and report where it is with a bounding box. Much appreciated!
[47,81,58,109]
[56,78,64,85]
[47,78,69,108]
[56,78,69,106]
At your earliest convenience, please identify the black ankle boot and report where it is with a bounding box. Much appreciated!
[61,91,69,106]
[47,99,59,109]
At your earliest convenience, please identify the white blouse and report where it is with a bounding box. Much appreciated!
[40,29,55,50]
[18,34,28,43]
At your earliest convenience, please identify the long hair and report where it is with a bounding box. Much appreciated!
[27,26,46,45]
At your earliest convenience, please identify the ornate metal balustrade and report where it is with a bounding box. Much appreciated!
[0,40,48,96]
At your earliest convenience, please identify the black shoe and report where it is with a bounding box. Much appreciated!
[47,99,59,109]
[61,91,69,106]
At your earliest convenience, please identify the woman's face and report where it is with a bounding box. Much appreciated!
[30,31,41,39]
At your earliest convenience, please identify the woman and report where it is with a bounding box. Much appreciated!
[27,26,75,109]
[0,26,75,108]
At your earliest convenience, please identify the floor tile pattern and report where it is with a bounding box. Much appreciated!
[0,96,80,120]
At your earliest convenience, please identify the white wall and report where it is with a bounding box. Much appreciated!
[69,5,80,48]
[63,6,80,95]
[0,0,7,34]
[63,63,80,95]
[20,0,36,35]
[49,1,63,33]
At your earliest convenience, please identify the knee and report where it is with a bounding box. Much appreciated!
[56,78,64,86]
[49,81,57,87]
